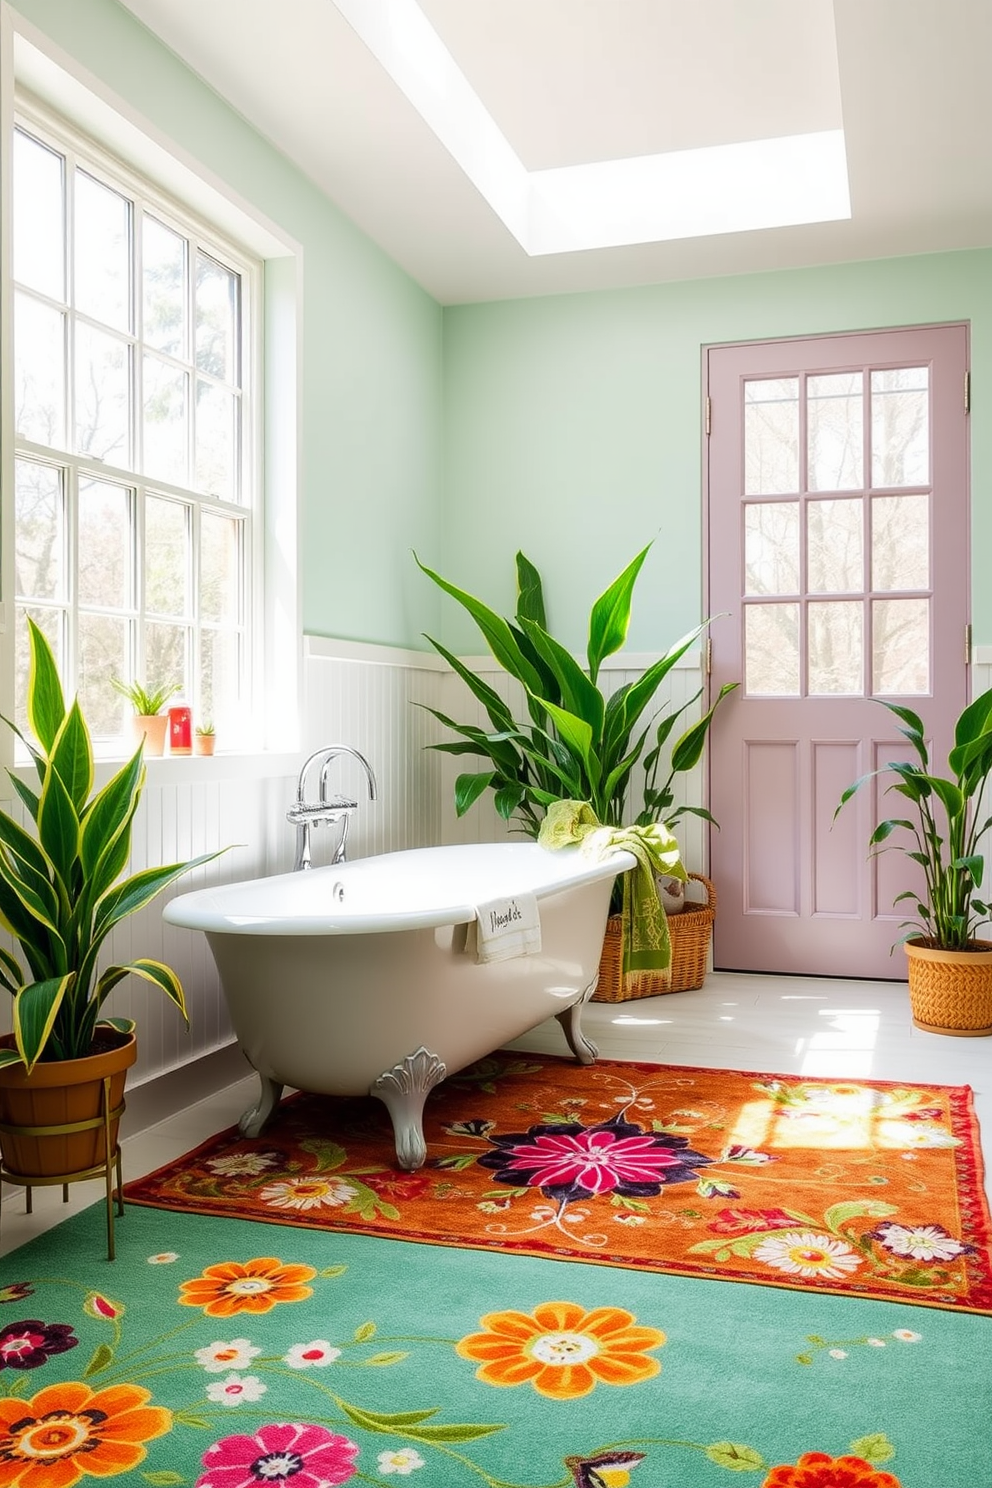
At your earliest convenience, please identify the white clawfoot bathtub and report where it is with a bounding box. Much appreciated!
[163,842,633,1169]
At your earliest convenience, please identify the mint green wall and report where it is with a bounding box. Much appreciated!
[441,250,992,654]
[10,0,443,647]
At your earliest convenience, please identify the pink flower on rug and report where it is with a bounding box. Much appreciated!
[707,1208,799,1235]
[753,1232,862,1281]
[196,1423,359,1487]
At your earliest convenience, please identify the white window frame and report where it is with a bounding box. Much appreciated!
[9,92,261,752]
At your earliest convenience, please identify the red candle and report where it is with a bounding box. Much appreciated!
[168,705,192,755]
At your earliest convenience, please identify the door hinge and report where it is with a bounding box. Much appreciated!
[966,623,973,664]
[705,636,713,675]
[965,371,971,414]
[704,396,711,435]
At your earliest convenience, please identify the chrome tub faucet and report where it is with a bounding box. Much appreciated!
[287,745,377,870]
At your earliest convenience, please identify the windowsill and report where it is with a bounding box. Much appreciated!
[12,749,301,787]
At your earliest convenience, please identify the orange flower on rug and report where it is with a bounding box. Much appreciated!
[124,1053,992,1314]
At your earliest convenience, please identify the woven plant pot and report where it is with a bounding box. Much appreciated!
[0,1030,136,1179]
[593,874,716,1002]
[904,939,992,1037]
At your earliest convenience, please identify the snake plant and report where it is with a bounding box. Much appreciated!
[0,619,225,1073]
[416,544,736,837]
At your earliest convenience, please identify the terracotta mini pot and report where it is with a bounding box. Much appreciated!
[0,1030,137,1179]
[194,734,216,756]
[132,714,168,756]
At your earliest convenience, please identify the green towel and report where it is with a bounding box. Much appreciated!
[537,799,686,983]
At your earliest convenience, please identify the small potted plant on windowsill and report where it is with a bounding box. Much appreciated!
[112,678,180,757]
[836,689,992,1036]
[194,723,216,757]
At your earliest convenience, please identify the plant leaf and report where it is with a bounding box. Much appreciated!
[96,960,188,1027]
[415,554,542,693]
[454,771,495,817]
[515,552,547,629]
[586,544,652,683]
[26,618,66,753]
[49,701,94,815]
[13,974,75,1072]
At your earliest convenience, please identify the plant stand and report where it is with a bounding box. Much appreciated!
[0,1074,125,1259]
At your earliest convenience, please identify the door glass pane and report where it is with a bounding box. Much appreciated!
[79,478,132,609]
[145,621,189,700]
[14,461,63,601]
[145,496,189,617]
[195,380,237,500]
[745,604,799,695]
[807,498,863,593]
[744,378,799,495]
[143,355,189,485]
[808,372,863,491]
[201,513,241,623]
[873,598,930,695]
[15,292,66,447]
[871,494,929,592]
[744,502,798,595]
[196,253,239,383]
[143,216,186,357]
[201,627,241,733]
[13,130,64,300]
[808,601,863,694]
[78,613,130,737]
[15,606,63,736]
[74,170,131,332]
[871,368,928,487]
[75,323,130,465]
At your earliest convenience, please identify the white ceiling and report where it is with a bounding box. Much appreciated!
[117,0,992,305]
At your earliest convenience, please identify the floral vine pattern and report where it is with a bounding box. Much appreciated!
[0,1244,922,1488]
[122,1054,992,1313]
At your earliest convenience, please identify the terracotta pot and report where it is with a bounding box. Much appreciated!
[132,714,168,756]
[0,1031,137,1179]
[904,938,992,1037]
[194,734,216,756]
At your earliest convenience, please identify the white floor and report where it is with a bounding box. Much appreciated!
[2,971,989,1259]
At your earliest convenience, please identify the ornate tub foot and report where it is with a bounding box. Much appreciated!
[370,1047,447,1171]
[556,979,599,1065]
[239,1072,285,1137]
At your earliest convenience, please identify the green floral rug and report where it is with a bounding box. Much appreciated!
[0,1202,989,1488]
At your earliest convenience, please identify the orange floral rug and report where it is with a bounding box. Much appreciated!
[124,1052,992,1314]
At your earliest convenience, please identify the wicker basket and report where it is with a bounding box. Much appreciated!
[904,938,992,1036]
[592,873,716,1002]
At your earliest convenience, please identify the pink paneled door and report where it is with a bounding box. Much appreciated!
[706,324,970,978]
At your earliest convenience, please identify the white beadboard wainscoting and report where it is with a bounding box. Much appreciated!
[0,636,705,1108]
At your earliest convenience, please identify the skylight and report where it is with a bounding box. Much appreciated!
[332,0,851,255]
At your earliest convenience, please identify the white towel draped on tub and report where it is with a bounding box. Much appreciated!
[474,893,542,964]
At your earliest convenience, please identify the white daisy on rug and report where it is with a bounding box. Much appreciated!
[873,1221,969,1261]
[195,1338,263,1372]
[752,1231,862,1280]
[378,1447,426,1475]
[205,1371,268,1406]
[283,1340,342,1369]
[260,1177,359,1211]
[206,1152,280,1176]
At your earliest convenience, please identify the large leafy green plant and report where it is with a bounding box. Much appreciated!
[0,620,224,1073]
[416,544,735,836]
[836,690,992,950]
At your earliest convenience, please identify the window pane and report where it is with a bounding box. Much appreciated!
[74,170,131,332]
[196,252,238,382]
[13,130,64,300]
[808,372,863,491]
[873,598,930,695]
[808,601,863,695]
[145,496,189,617]
[15,292,66,447]
[75,323,130,465]
[871,494,929,592]
[195,380,237,500]
[871,368,928,487]
[744,502,798,596]
[807,498,863,593]
[200,627,240,732]
[15,606,63,736]
[744,378,799,495]
[143,216,186,357]
[14,461,63,601]
[200,512,241,623]
[79,478,132,609]
[145,620,188,699]
[745,603,800,695]
[78,612,131,737]
[143,354,189,485]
